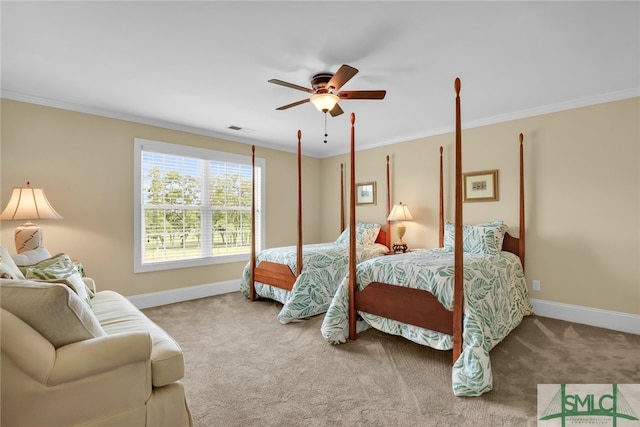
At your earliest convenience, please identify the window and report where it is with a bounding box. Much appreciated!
[134,138,265,273]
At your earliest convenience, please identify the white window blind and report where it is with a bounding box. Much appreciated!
[133,138,264,273]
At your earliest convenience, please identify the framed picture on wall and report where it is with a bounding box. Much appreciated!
[463,170,499,202]
[356,182,376,205]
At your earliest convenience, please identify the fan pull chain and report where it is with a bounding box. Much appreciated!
[324,112,328,144]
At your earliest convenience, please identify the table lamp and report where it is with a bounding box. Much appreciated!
[387,202,413,253]
[0,182,63,253]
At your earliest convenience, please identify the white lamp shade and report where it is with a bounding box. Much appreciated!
[310,93,339,113]
[387,203,413,222]
[1,184,63,221]
[1,183,62,253]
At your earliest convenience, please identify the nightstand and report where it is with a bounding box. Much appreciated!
[391,243,408,254]
[384,248,425,255]
[384,250,407,255]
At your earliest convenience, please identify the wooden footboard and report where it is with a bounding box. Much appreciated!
[253,261,296,292]
[355,282,453,335]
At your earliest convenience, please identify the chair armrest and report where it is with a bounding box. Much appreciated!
[82,277,97,293]
[47,331,152,386]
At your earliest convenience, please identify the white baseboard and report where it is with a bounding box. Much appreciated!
[127,285,639,336]
[127,279,241,309]
[530,298,640,335]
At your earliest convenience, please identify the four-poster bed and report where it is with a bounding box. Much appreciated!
[321,78,533,396]
[239,132,391,324]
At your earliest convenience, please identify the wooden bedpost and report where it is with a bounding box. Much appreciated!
[439,146,444,247]
[297,130,303,277]
[386,155,391,249]
[519,133,526,271]
[452,78,464,364]
[340,163,345,233]
[250,145,256,301]
[348,113,357,340]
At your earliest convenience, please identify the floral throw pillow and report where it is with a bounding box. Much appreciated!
[335,222,381,246]
[23,253,93,306]
[443,220,508,255]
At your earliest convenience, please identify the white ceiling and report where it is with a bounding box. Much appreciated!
[2,1,639,158]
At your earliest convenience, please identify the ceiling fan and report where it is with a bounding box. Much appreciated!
[268,64,386,117]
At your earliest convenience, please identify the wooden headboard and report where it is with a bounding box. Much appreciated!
[375,229,388,246]
[500,133,526,270]
[437,133,526,269]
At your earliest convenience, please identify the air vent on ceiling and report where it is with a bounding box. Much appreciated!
[227,125,255,133]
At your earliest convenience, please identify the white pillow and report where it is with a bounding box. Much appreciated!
[0,246,25,280]
[11,247,52,267]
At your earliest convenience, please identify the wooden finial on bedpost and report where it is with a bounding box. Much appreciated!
[296,130,303,277]
[453,77,464,364]
[349,113,358,340]
[519,133,525,271]
[439,146,444,248]
[250,145,256,301]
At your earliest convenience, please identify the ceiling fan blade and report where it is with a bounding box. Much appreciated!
[327,65,359,92]
[268,79,315,93]
[338,90,387,100]
[329,103,344,117]
[275,98,310,110]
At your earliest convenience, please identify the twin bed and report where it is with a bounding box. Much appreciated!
[239,231,388,323]
[320,79,533,396]
[239,133,390,324]
[242,78,533,396]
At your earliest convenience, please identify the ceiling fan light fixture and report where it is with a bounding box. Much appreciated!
[270,64,385,116]
[310,93,339,113]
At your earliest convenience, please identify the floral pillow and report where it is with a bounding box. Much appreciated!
[23,253,93,306]
[443,220,508,255]
[335,222,381,246]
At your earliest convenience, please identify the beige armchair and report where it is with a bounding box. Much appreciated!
[0,277,192,427]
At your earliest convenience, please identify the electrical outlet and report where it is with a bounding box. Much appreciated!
[532,280,541,291]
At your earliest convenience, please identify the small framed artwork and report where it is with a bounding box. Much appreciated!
[463,170,499,202]
[356,181,377,205]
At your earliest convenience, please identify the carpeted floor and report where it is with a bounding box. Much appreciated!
[143,292,640,427]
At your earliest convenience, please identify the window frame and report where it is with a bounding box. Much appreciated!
[133,138,265,273]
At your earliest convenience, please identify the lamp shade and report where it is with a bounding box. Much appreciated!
[387,202,413,222]
[1,182,63,253]
[310,93,339,113]
[1,183,63,221]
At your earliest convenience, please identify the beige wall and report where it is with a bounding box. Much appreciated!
[321,97,640,316]
[0,99,322,296]
[2,97,638,317]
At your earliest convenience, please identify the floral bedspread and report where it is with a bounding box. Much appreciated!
[240,242,388,324]
[320,248,534,396]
